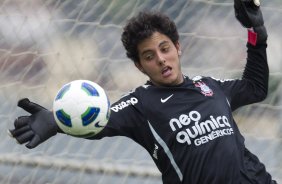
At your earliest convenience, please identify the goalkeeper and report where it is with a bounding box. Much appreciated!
[8,0,277,183]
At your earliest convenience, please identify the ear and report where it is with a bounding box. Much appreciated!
[175,41,182,56]
[134,62,146,74]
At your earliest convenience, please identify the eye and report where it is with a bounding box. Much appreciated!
[161,46,170,53]
[144,53,154,61]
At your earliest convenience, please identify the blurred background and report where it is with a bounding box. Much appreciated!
[0,0,281,183]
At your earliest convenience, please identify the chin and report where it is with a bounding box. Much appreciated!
[152,74,182,87]
[161,79,180,87]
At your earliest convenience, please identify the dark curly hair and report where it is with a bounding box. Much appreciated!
[121,11,179,63]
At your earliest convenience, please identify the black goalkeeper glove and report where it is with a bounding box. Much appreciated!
[234,0,267,45]
[8,98,59,149]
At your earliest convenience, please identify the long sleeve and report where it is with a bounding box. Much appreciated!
[242,42,269,99]
[211,41,268,111]
[231,42,269,110]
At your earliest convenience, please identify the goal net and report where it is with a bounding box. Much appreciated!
[1,0,281,183]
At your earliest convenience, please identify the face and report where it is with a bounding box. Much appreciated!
[135,32,183,87]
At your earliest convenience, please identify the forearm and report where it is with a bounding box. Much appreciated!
[242,41,268,101]
[234,0,269,102]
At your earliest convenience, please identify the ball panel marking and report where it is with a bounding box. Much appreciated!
[81,82,99,96]
[55,84,71,100]
[81,107,100,126]
[106,97,111,120]
[56,109,72,127]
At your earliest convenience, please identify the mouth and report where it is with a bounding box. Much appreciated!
[161,66,172,77]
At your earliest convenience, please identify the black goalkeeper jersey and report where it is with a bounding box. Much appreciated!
[92,43,275,184]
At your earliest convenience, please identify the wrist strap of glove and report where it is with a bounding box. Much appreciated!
[248,29,258,46]
[247,25,267,46]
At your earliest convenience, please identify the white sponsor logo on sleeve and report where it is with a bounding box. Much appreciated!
[111,97,138,112]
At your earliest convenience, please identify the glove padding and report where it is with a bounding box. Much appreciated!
[234,0,267,44]
[8,98,59,149]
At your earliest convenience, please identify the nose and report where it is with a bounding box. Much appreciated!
[156,52,165,65]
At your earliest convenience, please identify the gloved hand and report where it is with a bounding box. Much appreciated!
[8,98,59,149]
[234,0,267,45]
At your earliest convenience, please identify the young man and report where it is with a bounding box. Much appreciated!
[9,0,277,183]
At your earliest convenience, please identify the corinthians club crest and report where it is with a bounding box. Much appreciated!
[194,81,214,96]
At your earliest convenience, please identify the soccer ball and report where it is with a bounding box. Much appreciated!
[53,80,110,137]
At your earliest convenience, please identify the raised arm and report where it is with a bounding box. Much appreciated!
[212,0,268,110]
[233,0,268,109]
[235,0,268,96]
